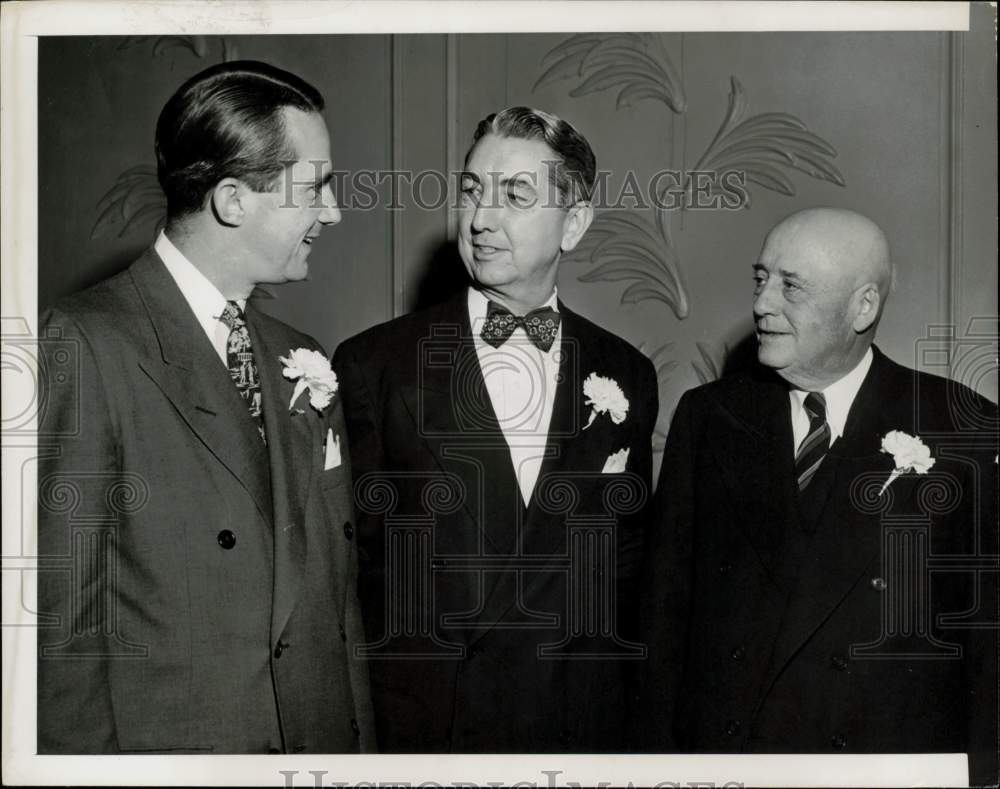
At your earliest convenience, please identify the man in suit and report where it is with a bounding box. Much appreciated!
[640,207,998,784]
[37,60,375,753]
[334,107,658,752]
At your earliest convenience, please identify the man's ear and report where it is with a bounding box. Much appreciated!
[210,179,247,227]
[560,201,594,254]
[851,283,881,333]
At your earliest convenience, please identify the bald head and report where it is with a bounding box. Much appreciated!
[765,207,892,302]
[753,207,892,390]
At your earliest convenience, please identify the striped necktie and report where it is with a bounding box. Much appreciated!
[795,391,830,491]
[218,301,266,445]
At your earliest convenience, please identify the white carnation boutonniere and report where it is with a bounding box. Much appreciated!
[582,372,629,430]
[279,348,338,412]
[879,430,935,495]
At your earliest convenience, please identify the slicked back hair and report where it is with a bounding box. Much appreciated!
[156,60,324,221]
[469,106,596,204]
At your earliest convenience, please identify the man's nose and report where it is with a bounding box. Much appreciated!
[470,201,500,233]
[753,280,778,318]
[318,187,341,225]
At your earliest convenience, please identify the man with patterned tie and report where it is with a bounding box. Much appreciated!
[639,208,998,785]
[333,107,658,751]
[37,61,375,753]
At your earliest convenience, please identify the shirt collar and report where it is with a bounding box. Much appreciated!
[155,230,243,319]
[467,286,560,325]
[790,347,874,441]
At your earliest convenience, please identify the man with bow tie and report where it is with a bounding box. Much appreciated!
[639,207,998,785]
[37,61,374,753]
[334,107,658,752]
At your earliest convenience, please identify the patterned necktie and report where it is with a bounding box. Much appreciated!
[481,300,561,352]
[218,301,266,445]
[795,391,830,491]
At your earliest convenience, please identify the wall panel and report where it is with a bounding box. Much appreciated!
[38,20,997,446]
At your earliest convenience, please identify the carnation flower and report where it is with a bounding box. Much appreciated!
[582,372,629,429]
[279,348,338,412]
[878,430,935,495]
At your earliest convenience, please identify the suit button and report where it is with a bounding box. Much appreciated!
[217,530,236,549]
[338,624,347,642]
[730,646,745,661]
[831,654,848,671]
[343,520,354,540]
[871,577,887,592]
[274,641,287,658]
[718,561,733,575]
[350,718,360,738]
[292,744,306,753]
[725,719,742,736]
[831,734,847,750]
[268,747,281,754]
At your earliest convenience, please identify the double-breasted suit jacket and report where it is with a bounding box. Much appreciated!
[333,291,658,752]
[640,347,998,786]
[37,249,375,754]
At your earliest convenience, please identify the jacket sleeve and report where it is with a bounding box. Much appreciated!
[324,389,378,754]
[633,388,699,752]
[332,339,383,507]
[36,307,120,753]
[964,401,999,787]
[618,355,659,641]
[627,354,659,500]
[331,338,386,752]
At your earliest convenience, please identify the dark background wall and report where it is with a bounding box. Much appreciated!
[39,9,998,463]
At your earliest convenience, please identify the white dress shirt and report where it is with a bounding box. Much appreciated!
[789,347,874,453]
[468,286,562,506]
[155,230,243,367]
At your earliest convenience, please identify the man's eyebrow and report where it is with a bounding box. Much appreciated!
[459,171,538,191]
[753,263,808,284]
[314,171,336,189]
[500,174,537,190]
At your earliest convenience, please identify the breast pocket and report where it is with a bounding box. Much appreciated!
[320,464,350,492]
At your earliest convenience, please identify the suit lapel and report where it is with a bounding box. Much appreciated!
[246,309,316,643]
[706,370,800,591]
[522,308,603,556]
[130,251,273,525]
[400,295,521,557]
[762,350,902,690]
[476,308,642,637]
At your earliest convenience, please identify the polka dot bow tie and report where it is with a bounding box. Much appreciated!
[481,300,561,352]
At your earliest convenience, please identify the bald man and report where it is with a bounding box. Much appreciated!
[637,208,998,785]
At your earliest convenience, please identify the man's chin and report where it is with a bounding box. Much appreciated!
[755,339,788,370]
[283,261,309,282]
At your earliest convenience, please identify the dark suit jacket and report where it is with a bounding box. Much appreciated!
[333,291,658,752]
[37,249,375,754]
[639,346,998,786]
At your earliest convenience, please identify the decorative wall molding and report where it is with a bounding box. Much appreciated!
[533,33,687,114]
[390,35,406,319]
[91,164,165,243]
[691,76,845,202]
[90,36,238,246]
[945,31,963,346]
[445,34,460,243]
[535,33,846,331]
